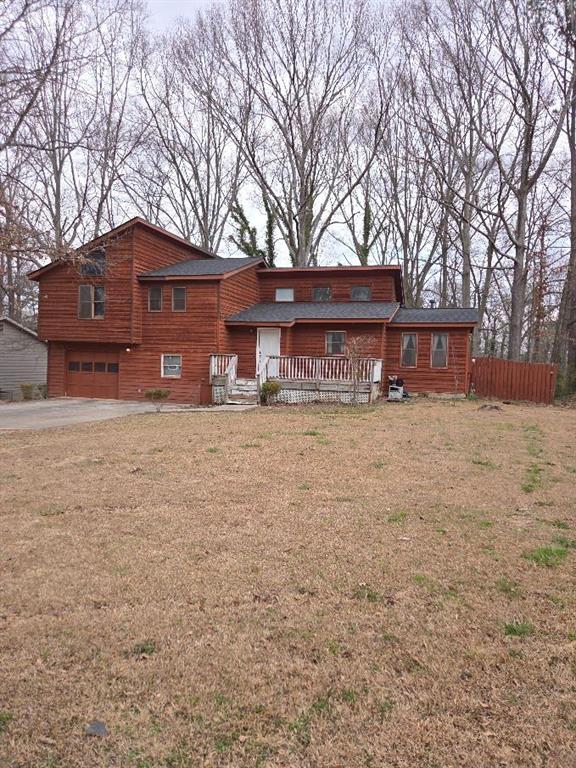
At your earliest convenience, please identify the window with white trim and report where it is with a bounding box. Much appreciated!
[431,333,448,368]
[78,285,105,319]
[326,331,346,355]
[148,286,162,312]
[401,333,417,367]
[275,287,294,302]
[161,354,182,378]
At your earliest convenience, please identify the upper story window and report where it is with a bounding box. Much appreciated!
[80,248,106,277]
[313,285,332,302]
[401,333,417,367]
[275,287,294,302]
[78,285,105,319]
[350,285,371,301]
[172,286,186,311]
[148,286,162,312]
[326,331,346,355]
[431,333,448,368]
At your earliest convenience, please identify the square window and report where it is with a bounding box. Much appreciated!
[313,285,332,302]
[275,287,294,302]
[172,286,186,311]
[80,249,106,276]
[94,362,106,372]
[162,354,182,378]
[148,286,163,312]
[350,285,371,301]
[326,331,346,355]
[431,333,448,368]
[401,333,417,367]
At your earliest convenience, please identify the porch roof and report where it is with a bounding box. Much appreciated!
[225,301,400,325]
[391,307,478,324]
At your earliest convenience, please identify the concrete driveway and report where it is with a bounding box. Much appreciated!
[0,398,160,431]
[0,397,256,431]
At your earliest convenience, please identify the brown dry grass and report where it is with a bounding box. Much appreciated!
[1,399,575,768]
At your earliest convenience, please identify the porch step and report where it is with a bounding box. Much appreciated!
[227,393,259,404]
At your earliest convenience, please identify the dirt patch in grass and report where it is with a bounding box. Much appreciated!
[1,399,575,767]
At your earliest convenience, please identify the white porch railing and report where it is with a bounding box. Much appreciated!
[210,354,238,401]
[263,355,382,384]
[209,354,237,383]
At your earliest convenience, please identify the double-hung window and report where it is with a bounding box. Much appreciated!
[326,331,346,355]
[431,333,448,368]
[161,354,182,378]
[401,333,417,367]
[148,286,163,312]
[172,286,186,311]
[78,285,105,319]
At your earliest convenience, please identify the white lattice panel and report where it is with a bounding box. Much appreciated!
[276,389,369,405]
[212,385,226,404]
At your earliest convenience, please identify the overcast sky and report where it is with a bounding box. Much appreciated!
[146,0,220,30]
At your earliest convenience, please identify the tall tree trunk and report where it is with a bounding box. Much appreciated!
[508,189,528,360]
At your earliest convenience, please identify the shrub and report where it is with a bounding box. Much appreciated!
[144,388,171,413]
[36,384,48,399]
[20,383,35,400]
[260,380,281,405]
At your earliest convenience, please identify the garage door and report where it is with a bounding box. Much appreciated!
[66,352,119,399]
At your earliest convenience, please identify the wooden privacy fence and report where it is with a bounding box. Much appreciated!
[471,357,557,404]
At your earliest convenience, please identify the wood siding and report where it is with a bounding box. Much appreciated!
[385,327,472,394]
[36,231,135,344]
[0,321,47,399]
[258,272,398,302]
[219,265,260,353]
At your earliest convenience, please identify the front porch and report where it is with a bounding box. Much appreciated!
[209,353,383,405]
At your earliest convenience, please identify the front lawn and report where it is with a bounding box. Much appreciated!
[1,399,575,767]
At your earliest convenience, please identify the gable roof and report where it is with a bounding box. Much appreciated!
[391,307,478,324]
[139,257,263,280]
[28,218,220,281]
[0,316,43,341]
[226,301,400,325]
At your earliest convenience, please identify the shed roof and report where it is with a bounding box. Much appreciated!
[139,256,262,279]
[0,316,43,340]
[391,307,478,325]
[226,301,400,325]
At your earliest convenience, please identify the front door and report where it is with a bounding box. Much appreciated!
[256,328,281,376]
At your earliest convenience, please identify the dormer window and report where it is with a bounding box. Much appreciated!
[80,248,106,276]
[313,285,332,302]
[275,287,294,302]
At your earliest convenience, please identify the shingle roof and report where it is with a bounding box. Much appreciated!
[391,307,478,324]
[226,302,400,323]
[140,257,262,278]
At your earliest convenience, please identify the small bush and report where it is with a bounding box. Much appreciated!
[20,383,35,400]
[260,380,281,405]
[36,384,48,399]
[144,388,171,412]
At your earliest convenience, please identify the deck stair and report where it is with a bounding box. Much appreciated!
[227,377,259,405]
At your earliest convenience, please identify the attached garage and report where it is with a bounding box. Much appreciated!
[66,351,119,399]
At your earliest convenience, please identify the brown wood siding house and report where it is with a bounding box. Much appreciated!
[29,218,477,404]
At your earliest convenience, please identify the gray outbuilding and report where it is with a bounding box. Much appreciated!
[0,317,47,400]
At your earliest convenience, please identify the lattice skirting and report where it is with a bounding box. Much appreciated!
[212,385,226,404]
[275,388,370,404]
